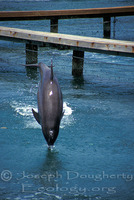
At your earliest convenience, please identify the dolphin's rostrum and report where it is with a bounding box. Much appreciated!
[32,62,63,147]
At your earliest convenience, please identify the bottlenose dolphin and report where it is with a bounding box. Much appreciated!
[32,62,63,147]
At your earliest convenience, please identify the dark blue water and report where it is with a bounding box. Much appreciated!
[0,1,134,200]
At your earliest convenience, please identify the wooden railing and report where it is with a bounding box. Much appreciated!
[0,6,134,76]
[0,6,134,38]
[0,26,134,76]
[0,6,134,20]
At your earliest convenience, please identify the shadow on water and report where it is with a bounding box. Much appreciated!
[27,149,64,199]
[25,66,38,80]
[71,75,85,89]
[40,148,62,172]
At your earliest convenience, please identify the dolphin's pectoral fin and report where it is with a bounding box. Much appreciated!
[61,111,64,119]
[32,109,41,125]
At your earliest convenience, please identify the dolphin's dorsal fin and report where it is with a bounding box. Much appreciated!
[49,59,54,81]
[32,109,41,125]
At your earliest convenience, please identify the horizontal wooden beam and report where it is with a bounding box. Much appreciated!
[0,6,134,21]
[0,26,134,56]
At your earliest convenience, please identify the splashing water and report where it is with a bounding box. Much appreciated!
[10,101,74,129]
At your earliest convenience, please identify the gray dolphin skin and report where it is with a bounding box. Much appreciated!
[32,62,63,147]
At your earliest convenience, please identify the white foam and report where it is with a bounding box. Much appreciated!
[11,101,34,117]
[61,102,74,128]
[10,101,73,129]
[63,102,73,115]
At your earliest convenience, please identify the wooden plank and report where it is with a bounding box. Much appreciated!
[0,26,134,56]
[0,6,134,21]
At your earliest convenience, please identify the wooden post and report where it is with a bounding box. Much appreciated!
[50,18,58,33]
[113,17,116,39]
[26,43,38,64]
[25,43,38,78]
[103,16,111,38]
[72,50,84,76]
